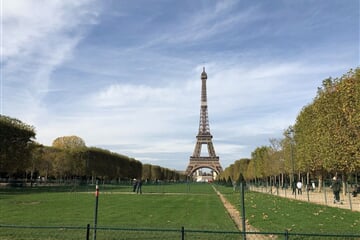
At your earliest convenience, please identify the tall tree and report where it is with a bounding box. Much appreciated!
[52,135,86,149]
[142,164,152,180]
[0,115,36,175]
[251,146,269,181]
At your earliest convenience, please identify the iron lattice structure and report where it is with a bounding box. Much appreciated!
[185,68,223,176]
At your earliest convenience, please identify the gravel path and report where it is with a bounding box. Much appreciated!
[212,186,276,239]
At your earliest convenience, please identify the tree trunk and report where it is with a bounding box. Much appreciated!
[342,174,347,196]
[318,175,323,192]
[306,172,310,186]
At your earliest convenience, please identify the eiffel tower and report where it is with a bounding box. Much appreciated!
[185,67,223,176]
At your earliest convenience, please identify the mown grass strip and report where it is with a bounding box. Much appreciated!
[216,185,360,235]
[0,184,236,230]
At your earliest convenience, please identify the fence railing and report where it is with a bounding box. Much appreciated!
[1,224,360,240]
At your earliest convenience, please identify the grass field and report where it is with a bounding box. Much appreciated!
[0,183,238,239]
[215,185,360,236]
[1,183,360,239]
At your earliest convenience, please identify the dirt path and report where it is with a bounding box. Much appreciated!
[212,186,275,240]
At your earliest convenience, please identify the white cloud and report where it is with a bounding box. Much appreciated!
[1,0,99,121]
[92,84,181,108]
[2,0,98,59]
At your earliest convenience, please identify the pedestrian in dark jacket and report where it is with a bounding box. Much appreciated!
[136,179,142,194]
[331,176,341,204]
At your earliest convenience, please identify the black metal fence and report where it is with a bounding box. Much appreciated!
[1,224,360,240]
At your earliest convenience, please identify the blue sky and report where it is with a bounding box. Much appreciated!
[1,0,359,171]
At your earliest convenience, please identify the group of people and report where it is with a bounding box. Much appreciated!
[288,176,359,204]
[291,177,342,204]
[132,178,143,194]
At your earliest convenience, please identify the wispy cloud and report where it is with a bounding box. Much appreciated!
[3,0,98,60]
[2,0,99,121]
[92,84,184,108]
[171,2,258,42]
[130,1,261,48]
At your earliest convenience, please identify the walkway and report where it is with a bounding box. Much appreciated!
[212,186,276,239]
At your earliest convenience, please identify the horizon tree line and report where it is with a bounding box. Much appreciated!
[0,117,185,182]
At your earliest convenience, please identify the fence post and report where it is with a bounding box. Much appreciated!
[93,181,99,240]
[181,226,185,240]
[240,182,246,240]
[306,185,310,202]
[284,229,289,240]
[86,224,90,240]
[347,183,353,211]
[187,179,190,193]
[323,181,328,205]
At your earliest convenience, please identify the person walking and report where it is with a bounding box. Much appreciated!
[136,179,143,194]
[296,181,302,195]
[331,176,341,204]
[292,181,297,195]
[132,178,138,192]
[311,181,316,192]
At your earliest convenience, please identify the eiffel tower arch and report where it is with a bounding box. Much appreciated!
[185,68,223,177]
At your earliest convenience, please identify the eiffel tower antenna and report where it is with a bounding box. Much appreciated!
[185,67,223,177]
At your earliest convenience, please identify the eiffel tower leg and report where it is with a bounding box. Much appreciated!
[193,141,202,157]
[207,142,216,157]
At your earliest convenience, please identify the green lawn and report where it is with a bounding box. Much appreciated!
[216,185,360,235]
[1,183,360,239]
[0,183,234,229]
[0,183,239,239]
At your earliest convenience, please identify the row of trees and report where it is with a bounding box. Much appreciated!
[1,117,184,182]
[219,68,360,190]
[30,143,143,181]
[142,164,185,182]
